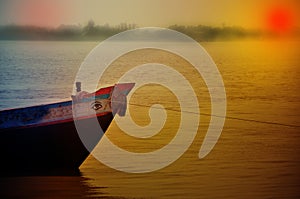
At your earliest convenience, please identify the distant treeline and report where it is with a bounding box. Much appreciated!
[169,25,261,41]
[0,20,264,41]
[0,21,137,41]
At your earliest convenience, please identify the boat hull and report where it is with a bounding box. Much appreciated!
[0,83,135,175]
[0,112,113,175]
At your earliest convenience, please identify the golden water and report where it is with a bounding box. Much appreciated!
[0,40,299,198]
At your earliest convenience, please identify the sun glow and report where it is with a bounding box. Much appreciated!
[265,5,295,35]
[16,0,67,27]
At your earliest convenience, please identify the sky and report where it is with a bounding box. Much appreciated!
[0,0,299,30]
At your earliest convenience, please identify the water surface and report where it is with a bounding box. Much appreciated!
[0,40,299,198]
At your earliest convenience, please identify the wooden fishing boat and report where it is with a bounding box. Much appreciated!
[0,83,134,175]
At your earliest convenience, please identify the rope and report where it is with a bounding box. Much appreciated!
[128,103,300,128]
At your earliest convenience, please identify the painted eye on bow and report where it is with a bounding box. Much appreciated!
[91,101,103,110]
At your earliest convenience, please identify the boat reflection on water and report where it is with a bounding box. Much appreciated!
[0,175,108,199]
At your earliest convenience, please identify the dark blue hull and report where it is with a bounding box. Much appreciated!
[0,113,113,176]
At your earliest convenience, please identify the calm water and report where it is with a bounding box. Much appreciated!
[0,40,299,198]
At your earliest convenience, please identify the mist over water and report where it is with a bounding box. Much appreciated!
[0,40,299,198]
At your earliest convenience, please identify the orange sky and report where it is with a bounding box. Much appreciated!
[0,0,299,30]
